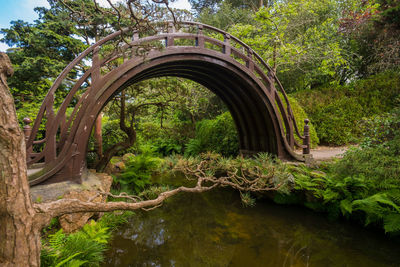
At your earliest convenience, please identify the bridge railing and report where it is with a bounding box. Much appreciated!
[25,21,309,168]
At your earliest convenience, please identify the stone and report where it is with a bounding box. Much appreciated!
[30,170,113,233]
[122,153,135,162]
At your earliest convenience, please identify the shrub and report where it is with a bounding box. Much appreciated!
[184,112,239,157]
[359,106,400,148]
[114,146,162,193]
[281,107,400,233]
[294,70,400,145]
[151,138,182,156]
[41,222,109,266]
[286,95,319,148]
[101,118,134,156]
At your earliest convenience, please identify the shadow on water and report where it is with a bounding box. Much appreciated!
[103,172,400,267]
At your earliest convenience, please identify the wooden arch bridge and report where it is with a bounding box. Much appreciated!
[24,21,311,186]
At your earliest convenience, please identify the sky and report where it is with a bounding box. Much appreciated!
[0,0,192,52]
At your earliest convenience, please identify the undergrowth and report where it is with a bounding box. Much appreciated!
[40,211,133,267]
[113,146,162,194]
[276,107,400,234]
[293,71,400,145]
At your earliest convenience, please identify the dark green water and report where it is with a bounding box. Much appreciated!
[103,174,400,266]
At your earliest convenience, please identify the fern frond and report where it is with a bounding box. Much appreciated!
[383,213,400,233]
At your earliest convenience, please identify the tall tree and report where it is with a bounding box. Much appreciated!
[229,0,349,91]
[339,0,400,75]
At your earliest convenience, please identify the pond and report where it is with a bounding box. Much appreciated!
[103,173,400,266]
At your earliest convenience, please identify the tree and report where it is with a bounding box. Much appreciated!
[339,0,400,75]
[228,0,349,91]
[190,0,275,15]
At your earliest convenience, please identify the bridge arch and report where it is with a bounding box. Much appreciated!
[26,21,308,185]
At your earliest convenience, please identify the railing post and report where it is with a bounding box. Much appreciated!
[196,25,204,47]
[166,22,175,47]
[246,48,254,71]
[23,117,33,160]
[303,119,310,154]
[223,34,231,55]
[132,30,139,41]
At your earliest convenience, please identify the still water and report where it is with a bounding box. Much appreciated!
[103,174,400,266]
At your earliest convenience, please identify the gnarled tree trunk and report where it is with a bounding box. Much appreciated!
[0,52,42,266]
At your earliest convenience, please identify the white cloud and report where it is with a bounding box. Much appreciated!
[0,43,9,52]
[170,0,191,10]
[22,0,50,10]
[95,0,118,8]
[96,0,191,10]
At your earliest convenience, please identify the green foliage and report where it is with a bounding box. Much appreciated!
[184,112,239,157]
[1,6,87,108]
[240,192,256,207]
[41,211,133,267]
[281,106,400,233]
[294,70,400,145]
[184,138,203,157]
[151,138,182,156]
[114,146,162,193]
[167,152,294,198]
[359,106,400,148]
[100,118,134,156]
[97,211,134,231]
[41,224,106,266]
[197,1,254,30]
[229,0,349,91]
[286,95,319,148]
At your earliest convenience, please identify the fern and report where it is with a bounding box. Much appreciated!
[184,138,203,157]
[54,252,85,267]
[339,199,353,216]
[383,214,400,233]
[116,151,161,193]
[47,230,67,258]
[82,221,111,244]
[41,214,128,266]
[98,211,134,230]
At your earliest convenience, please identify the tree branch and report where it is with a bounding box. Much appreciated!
[33,182,218,219]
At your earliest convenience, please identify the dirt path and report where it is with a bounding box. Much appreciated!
[310,146,349,161]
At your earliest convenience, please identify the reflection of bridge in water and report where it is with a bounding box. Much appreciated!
[23,21,311,186]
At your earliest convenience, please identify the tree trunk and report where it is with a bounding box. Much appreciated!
[0,52,41,266]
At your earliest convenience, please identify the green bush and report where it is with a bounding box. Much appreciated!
[184,112,239,157]
[101,118,134,156]
[286,95,319,148]
[280,107,400,233]
[151,138,182,156]
[294,70,400,145]
[359,106,400,148]
[114,146,162,193]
